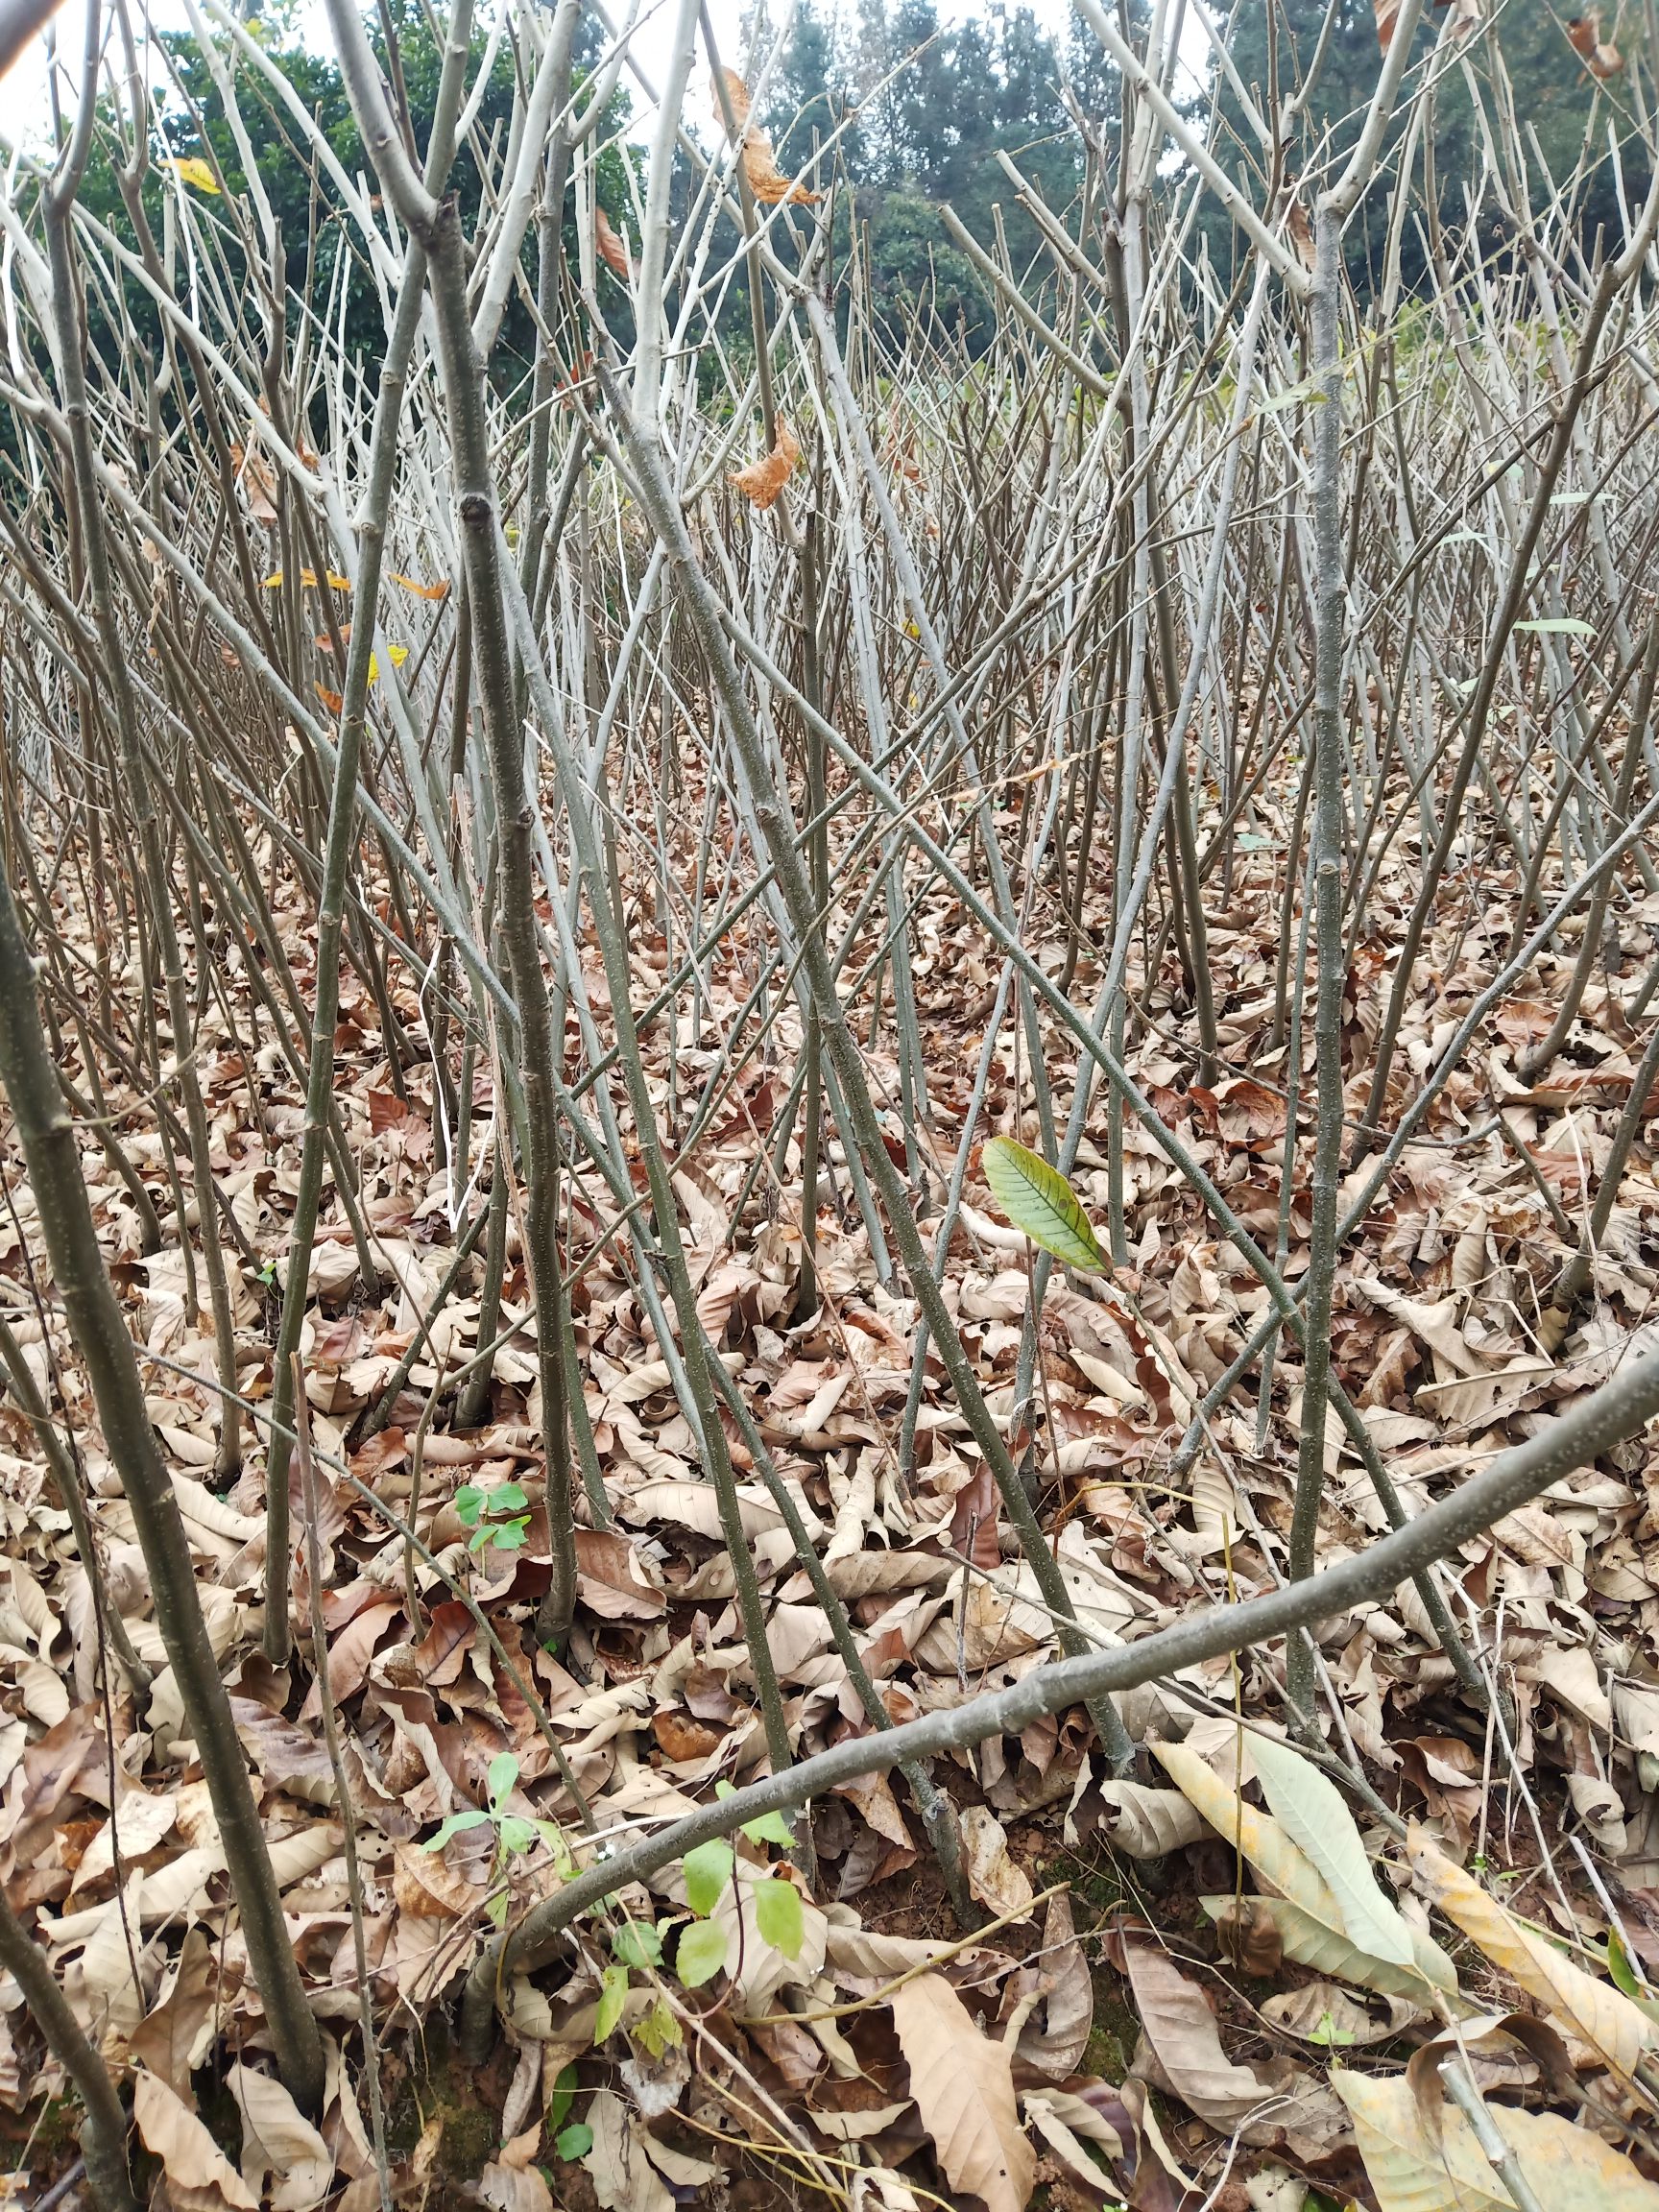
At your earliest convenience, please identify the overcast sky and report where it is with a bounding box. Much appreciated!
[0,0,1090,155]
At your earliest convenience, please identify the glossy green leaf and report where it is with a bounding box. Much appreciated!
[548,2065,578,2133]
[981,1136,1109,1272]
[487,1752,519,1808]
[454,1486,484,1527]
[594,1962,628,2041]
[554,2123,591,2161]
[1607,1930,1659,2023]
[754,1876,805,1959]
[675,1918,729,1989]
[683,1839,734,1918]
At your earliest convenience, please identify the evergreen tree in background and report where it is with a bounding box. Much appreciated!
[749,0,1098,353]
[63,0,1652,405]
[73,0,632,409]
[1203,0,1644,294]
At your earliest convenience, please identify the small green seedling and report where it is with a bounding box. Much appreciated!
[675,1812,805,1988]
[546,2064,591,2161]
[419,1751,571,1924]
[712,1778,798,1846]
[591,1796,805,2031]
[454,1479,531,1557]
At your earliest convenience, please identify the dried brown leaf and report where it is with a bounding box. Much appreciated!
[730,421,802,511]
[890,1972,1035,2212]
[1121,1936,1280,2130]
[595,208,635,281]
[1014,1892,1094,2080]
[740,132,819,204]
[960,1804,1035,1922]
[228,2063,334,2211]
[710,66,752,131]
[133,2069,258,2212]
[130,1928,220,2090]
[1568,12,1623,74]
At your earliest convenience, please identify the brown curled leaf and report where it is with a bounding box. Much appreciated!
[595,206,635,281]
[1568,12,1623,73]
[730,419,801,511]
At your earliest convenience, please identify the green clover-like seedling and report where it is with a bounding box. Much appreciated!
[682,1839,734,1918]
[675,1918,728,1989]
[595,1960,629,2041]
[419,1806,492,1852]
[455,1480,531,1557]
[635,1996,682,2057]
[753,1876,805,1959]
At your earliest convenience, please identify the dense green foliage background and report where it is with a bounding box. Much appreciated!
[73,0,1647,399]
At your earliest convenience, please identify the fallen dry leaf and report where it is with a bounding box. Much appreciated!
[890,1972,1035,2212]
[134,2068,258,2212]
[960,1803,1035,1920]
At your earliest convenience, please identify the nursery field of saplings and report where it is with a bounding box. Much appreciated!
[3,0,1659,2207]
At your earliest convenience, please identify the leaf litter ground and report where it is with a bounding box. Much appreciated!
[4,757,1659,2212]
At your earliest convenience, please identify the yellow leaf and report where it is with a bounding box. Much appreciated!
[1156,1743,1455,2004]
[166,156,221,195]
[265,569,349,590]
[389,573,450,602]
[366,644,409,682]
[731,421,801,511]
[980,1135,1109,1272]
[1335,2069,1659,2212]
[1407,1825,1656,2080]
